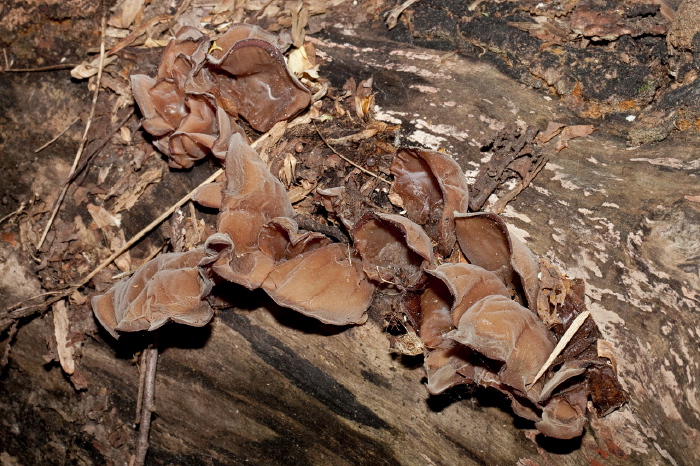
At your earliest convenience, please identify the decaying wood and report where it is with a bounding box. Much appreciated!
[1,23,698,466]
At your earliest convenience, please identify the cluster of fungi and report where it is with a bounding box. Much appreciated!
[92,24,627,440]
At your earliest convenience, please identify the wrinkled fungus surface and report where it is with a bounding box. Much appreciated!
[131,24,311,168]
[91,249,213,339]
[92,25,627,441]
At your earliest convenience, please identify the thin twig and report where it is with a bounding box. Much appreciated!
[0,200,28,225]
[491,154,550,214]
[134,350,148,424]
[35,117,80,153]
[106,14,171,57]
[75,136,263,287]
[528,311,591,388]
[293,214,350,244]
[2,64,78,73]
[0,292,70,334]
[37,13,108,251]
[75,168,224,287]
[314,124,391,184]
[253,0,276,20]
[133,340,159,466]
[3,288,74,312]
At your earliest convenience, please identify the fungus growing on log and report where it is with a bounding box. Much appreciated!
[454,212,540,307]
[353,212,434,289]
[390,147,470,256]
[207,24,312,132]
[91,249,214,339]
[91,23,628,443]
[131,24,310,168]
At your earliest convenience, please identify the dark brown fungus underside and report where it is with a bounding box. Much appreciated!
[353,212,433,289]
[390,148,470,256]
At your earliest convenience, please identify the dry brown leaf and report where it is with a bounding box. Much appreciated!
[53,300,76,375]
[287,43,319,80]
[110,166,163,213]
[555,125,595,152]
[535,121,566,144]
[287,179,316,204]
[108,0,145,29]
[87,203,121,230]
[290,1,310,48]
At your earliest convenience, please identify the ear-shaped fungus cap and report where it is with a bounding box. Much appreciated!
[217,133,295,254]
[390,147,470,256]
[447,295,555,394]
[258,217,330,261]
[91,249,213,339]
[207,24,311,132]
[454,212,540,308]
[424,344,474,395]
[420,263,513,395]
[419,263,509,349]
[130,29,223,169]
[261,243,374,326]
[537,389,588,440]
[353,212,434,289]
[198,133,294,289]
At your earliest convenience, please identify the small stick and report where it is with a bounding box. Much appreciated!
[133,339,159,466]
[75,136,262,288]
[0,200,28,225]
[37,13,107,251]
[528,311,591,388]
[314,124,392,185]
[134,350,148,424]
[491,154,549,214]
[2,64,78,73]
[386,0,420,29]
[35,117,80,153]
[293,214,350,244]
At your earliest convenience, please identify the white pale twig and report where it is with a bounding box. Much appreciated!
[529,310,591,388]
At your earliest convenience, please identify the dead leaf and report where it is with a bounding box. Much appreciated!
[53,300,75,375]
[290,1,310,48]
[555,125,595,152]
[287,43,320,80]
[109,167,163,213]
[535,121,566,144]
[108,0,145,29]
[87,204,121,230]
